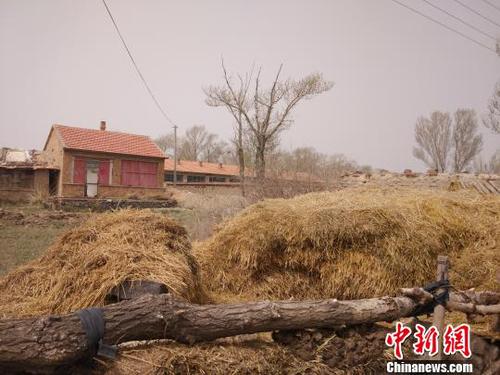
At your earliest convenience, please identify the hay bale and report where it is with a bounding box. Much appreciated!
[0,210,205,318]
[197,187,499,301]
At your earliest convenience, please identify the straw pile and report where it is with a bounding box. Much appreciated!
[197,187,499,301]
[102,340,333,375]
[0,210,205,318]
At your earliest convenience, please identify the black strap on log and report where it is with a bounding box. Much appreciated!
[413,279,450,316]
[76,307,117,359]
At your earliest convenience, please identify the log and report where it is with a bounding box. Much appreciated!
[0,293,417,373]
[1,290,499,373]
[401,288,500,315]
[432,255,448,360]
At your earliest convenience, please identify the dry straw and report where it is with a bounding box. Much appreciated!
[0,210,205,318]
[103,339,344,375]
[197,187,499,301]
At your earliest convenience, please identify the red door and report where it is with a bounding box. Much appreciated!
[98,161,110,185]
[73,159,86,184]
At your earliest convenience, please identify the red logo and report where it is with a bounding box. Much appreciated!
[443,324,471,358]
[385,322,412,360]
[385,323,471,360]
[413,324,439,357]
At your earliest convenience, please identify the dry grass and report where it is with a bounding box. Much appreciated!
[174,190,249,240]
[100,339,341,375]
[197,187,499,301]
[0,209,206,318]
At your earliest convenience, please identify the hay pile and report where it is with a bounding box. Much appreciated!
[102,338,343,375]
[101,326,390,375]
[197,187,499,301]
[0,210,205,318]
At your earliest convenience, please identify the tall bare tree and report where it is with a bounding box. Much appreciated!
[483,81,500,134]
[413,111,452,172]
[203,134,230,163]
[154,134,175,154]
[452,109,483,172]
[181,125,209,161]
[205,61,333,181]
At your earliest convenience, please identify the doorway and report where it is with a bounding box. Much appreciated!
[85,160,99,198]
[48,170,59,196]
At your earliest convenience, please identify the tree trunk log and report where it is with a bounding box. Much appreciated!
[0,291,498,373]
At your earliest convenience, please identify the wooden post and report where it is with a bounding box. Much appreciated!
[432,255,449,360]
[491,270,500,333]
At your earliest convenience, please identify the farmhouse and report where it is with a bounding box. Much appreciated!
[0,148,58,202]
[43,121,166,198]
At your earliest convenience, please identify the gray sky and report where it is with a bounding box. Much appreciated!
[0,0,499,171]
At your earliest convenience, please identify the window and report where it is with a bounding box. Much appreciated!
[121,160,158,187]
[164,173,183,183]
[229,176,241,183]
[209,176,226,183]
[187,175,205,183]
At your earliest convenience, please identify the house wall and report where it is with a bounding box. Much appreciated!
[168,183,242,195]
[60,150,165,198]
[43,128,65,195]
[0,168,50,202]
[34,169,49,198]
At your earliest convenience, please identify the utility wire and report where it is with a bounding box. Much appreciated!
[420,0,497,41]
[101,0,177,127]
[479,0,500,13]
[390,0,497,53]
[451,0,500,29]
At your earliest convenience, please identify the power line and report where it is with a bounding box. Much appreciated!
[420,0,497,41]
[390,0,497,53]
[479,0,500,13]
[101,0,177,127]
[451,0,500,29]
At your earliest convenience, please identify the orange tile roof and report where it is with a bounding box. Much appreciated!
[51,125,165,158]
[164,159,242,176]
[164,159,324,183]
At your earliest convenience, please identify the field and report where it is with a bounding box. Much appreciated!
[0,186,499,374]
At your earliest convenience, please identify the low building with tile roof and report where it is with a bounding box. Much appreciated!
[163,158,325,186]
[163,159,244,185]
[0,147,59,202]
[43,121,166,198]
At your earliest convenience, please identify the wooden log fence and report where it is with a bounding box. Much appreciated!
[0,255,498,373]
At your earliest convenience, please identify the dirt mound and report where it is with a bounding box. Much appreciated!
[0,210,206,318]
[197,187,500,301]
[273,326,389,372]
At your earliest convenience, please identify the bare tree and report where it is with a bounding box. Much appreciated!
[203,134,230,163]
[452,109,483,172]
[181,125,209,161]
[413,111,452,172]
[205,61,333,181]
[483,81,500,134]
[489,150,500,174]
[474,150,500,174]
[265,147,359,186]
[154,133,175,155]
